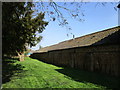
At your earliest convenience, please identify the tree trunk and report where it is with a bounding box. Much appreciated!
[18,52,24,61]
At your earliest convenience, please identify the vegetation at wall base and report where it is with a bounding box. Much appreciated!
[2,57,119,89]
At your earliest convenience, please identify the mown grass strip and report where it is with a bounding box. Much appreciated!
[2,57,119,89]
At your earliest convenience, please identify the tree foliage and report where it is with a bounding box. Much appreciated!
[2,2,48,57]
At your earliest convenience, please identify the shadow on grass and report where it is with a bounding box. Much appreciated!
[2,57,25,84]
[29,57,119,89]
[55,67,119,89]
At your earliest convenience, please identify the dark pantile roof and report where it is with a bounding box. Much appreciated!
[37,26,120,52]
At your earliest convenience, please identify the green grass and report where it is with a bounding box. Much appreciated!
[2,57,119,88]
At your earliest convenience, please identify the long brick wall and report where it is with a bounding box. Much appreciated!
[30,44,120,77]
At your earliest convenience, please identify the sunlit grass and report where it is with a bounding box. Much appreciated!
[2,57,118,88]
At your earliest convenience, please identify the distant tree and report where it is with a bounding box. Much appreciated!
[39,45,43,50]
[2,2,48,61]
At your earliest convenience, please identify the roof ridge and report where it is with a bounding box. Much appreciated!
[38,26,120,52]
[59,26,119,43]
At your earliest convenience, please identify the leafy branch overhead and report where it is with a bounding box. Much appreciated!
[35,2,86,29]
[34,1,118,37]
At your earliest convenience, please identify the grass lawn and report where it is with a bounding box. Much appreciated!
[2,57,119,89]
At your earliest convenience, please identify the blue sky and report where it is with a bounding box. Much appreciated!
[31,2,118,50]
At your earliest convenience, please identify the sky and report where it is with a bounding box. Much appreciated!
[31,2,118,50]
